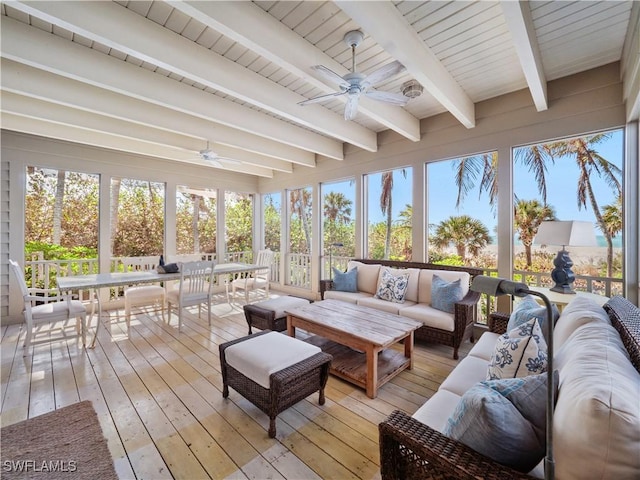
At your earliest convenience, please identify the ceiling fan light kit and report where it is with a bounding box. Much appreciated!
[402,80,424,98]
[298,30,409,121]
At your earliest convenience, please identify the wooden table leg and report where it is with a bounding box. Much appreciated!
[366,345,378,398]
[404,332,414,369]
[287,315,296,337]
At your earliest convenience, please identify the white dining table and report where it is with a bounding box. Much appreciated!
[57,262,264,348]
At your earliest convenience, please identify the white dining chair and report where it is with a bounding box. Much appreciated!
[121,256,165,326]
[166,260,215,331]
[231,249,274,304]
[9,259,87,355]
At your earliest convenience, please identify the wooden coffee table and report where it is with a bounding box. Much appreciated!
[286,299,422,398]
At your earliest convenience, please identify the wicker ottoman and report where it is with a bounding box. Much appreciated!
[219,331,332,437]
[243,296,311,334]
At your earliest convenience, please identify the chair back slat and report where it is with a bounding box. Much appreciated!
[179,260,215,299]
[9,259,30,298]
[120,256,161,272]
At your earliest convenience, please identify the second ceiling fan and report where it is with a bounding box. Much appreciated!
[298,30,408,121]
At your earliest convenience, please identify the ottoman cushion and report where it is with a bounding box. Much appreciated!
[225,332,321,388]
[253,296,311,319]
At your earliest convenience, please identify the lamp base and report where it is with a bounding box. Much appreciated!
[550,249,576,295]
[549,284,576,294]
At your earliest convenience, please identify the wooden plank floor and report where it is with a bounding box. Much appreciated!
[0,294,471,480]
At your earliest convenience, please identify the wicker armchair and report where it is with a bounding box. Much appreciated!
[320,260,482,359]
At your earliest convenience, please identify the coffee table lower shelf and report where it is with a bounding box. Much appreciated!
[304,335,410,394]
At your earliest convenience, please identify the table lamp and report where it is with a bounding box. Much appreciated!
[533,221,598,294]
[471,276,555,480]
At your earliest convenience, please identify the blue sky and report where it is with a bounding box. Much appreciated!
[323,128,624,238]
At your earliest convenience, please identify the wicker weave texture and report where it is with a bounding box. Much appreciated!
[220,331,331,437]
[603,295,640,373]
[379,410,537,480]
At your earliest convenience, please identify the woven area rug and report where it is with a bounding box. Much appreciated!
[1,400,118,479]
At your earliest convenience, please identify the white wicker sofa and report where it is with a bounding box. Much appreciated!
[320,259,482,359]
[379,295,640,479]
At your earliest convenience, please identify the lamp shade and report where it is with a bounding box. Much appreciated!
[534,221,598,248]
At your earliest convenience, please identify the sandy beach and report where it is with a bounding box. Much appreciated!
[483,245,620,267]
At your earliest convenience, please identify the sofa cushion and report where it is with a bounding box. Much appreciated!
[431,275,463,313]
[347,261,380,295]
[323,290,371,304]
[399,303,455,332]
[375,268,410,303]
[508,295,560,341]
[357,296,416,314]
[332,266,358,292]
[442,372,552,472]
[553,295,610,348]
[487,318,547,380]
[412,389,461,433]
[467,332,502,362]
[439,355,491,396]
[417,270,470,305]
[553,320,640,479]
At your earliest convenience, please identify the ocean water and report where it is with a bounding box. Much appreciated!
[505,235,622,247]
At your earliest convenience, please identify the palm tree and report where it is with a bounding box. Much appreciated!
[290,187,312,253]
[514,199,556,267]
[454,135,622,277]
[601,195,622,276]
[431,215,490,262]
[379,170,407,259]
[453,152,498,208]
[323,190,352,248]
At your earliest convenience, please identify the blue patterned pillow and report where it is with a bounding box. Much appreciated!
[375,269,410,303]
[487,318,547,380]
[507,295,559,341]
[332,267,358,292]
[443,371,555,472]
[431,275,463,313]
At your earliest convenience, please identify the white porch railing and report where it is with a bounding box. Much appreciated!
[23,254,623,321]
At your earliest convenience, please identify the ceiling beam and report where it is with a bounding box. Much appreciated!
[1,60,296,172]
[1,113,275,177]
[0,17,335,162]
[2,91,294,174]
[10,0,378,152]
[168,0,421,142]
[501,1,548,112]
[335,0,476,129]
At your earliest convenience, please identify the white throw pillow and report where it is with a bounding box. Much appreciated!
[487,318,547,380]
[375,268,410,303]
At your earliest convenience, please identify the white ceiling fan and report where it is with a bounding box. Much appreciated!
[199,141,242,168]
[298,30,409,120]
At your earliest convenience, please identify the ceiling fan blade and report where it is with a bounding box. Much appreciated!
[365,89,409,106]
[344,94,360,120]
[218,156,242,165]
[311,65,350,88]
[298,90,347,106]
[362,60,406,87]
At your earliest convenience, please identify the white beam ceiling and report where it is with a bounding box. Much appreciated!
[8,0,378,152]
[167,0,421,142]
[336,0,476,129]
[501,1,548,112]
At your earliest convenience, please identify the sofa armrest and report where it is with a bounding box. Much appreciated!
[453,289,480,332]
[488,312,510,334]
[319,279,334,300]
[379,410,537,480]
